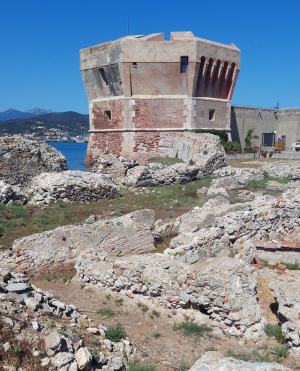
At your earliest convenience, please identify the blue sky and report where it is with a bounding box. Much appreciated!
[0,0,299,114]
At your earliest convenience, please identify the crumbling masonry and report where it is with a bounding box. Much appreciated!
[80,32,240,164]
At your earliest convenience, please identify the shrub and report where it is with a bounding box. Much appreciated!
[203,150,208,155]
[115,298,124,307]
[222,141,241,154]
[264,323,285,343]
[153,332,161,339]
[105,323,125,342]
[179,360,191,371]
[269,150,274,158]
[244,128,259,148]
[261,150,268,158]
[192,129,228,144]
[173,320,211,341]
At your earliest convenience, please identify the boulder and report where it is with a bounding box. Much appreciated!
[172,133,227,175]
[188,351,292,371]
[76,347,92,371]
[0,180,26,205]
[0,136,67,185]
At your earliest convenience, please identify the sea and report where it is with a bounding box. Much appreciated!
[48,142,89,171]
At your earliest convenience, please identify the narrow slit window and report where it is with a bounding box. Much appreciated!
[180,56,188,73]
[132,62,137,68]
[105,110,111,120]
[209,109,215,121]
[99,68,108,86]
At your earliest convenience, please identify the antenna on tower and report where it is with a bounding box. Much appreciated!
[127,15,129,36]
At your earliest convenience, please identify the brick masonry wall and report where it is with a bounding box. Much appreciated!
[92,101,124,130]
[133,132,177,162]
[194,100,228,129]
[85,131,179,164]
[133,99,185,129]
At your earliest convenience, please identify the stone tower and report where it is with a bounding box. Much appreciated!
[80,31,240,164]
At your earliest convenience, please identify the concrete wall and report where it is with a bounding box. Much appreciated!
[231,107,300,150]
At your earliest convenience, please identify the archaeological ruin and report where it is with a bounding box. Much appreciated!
[80,32,240,164]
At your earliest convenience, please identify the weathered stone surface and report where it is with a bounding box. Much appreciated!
[26,170,119,205]
[212,166,264,189]
[76,347,92,370]
[121,163,199,187]
[92,154,139,181]
[173,133,227,176]
[51,352,74,367]
[0,136,67,186]
[8,209,156,271]
[270,272,300,353]
[6,282,29,292]
[45,331,62,356]
[0,180,26,205]
[188,351,292,371]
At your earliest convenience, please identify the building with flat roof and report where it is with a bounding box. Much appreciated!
[80,31,240,164]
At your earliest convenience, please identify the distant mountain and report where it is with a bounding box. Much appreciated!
[26,107,52,115]
[0,111,89,136]
[0,107,52,121]
[0,109,35,121]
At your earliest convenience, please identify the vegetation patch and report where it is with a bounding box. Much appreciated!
[147,157,185,166]
[128,363,156,371]
[98,308,115,318]
[173,320,211,341]
[247,172,289,190]
[228,249,239,258]
[281,262,299,270]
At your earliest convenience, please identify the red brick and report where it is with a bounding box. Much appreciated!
[277,264,286,271]
[281,241,295,248]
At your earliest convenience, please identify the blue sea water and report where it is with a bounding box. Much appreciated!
[48,142,89,171]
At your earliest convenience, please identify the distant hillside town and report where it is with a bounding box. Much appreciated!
[0,109,89,141]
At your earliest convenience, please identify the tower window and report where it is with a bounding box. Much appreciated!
[98,68,108,86]
[180,56,188,73]
[133,62,137,68]
[209,109,215,121]
[105,110,111,120]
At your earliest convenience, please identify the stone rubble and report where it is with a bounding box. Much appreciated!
[91,154,139,181]
[0,136,67,186]
[25,170,119,205]
[0,180,26,205]
[0,268,135,370]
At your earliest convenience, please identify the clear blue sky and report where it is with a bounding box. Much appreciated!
[1,0,299,114]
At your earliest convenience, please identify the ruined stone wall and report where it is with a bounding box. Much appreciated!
[193,99,230,130]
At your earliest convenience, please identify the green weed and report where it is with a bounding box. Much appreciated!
[153,332,161,339]
[228,249,238,258]
[128,363,156,371]
[281,262,299,270]
[98,308,115,318]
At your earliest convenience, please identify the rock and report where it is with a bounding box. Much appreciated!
[3,317,14,326]
[45,331,62,356]
[0,136,67,186]
[25,296,40,311]
[5,283,29,292]
[41,358,51,367]
[125,290,133,298]
[189,351,292,370]
[0,180,26,205]
[85,215,96,224]
[11,209,156,271]
[51,352,75,367]
[3,342,11,352]
[107,356,123,370]
[32,321,40,331]
[76,347,92,371]
[26,170,119,204]
[173,133,227,175]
